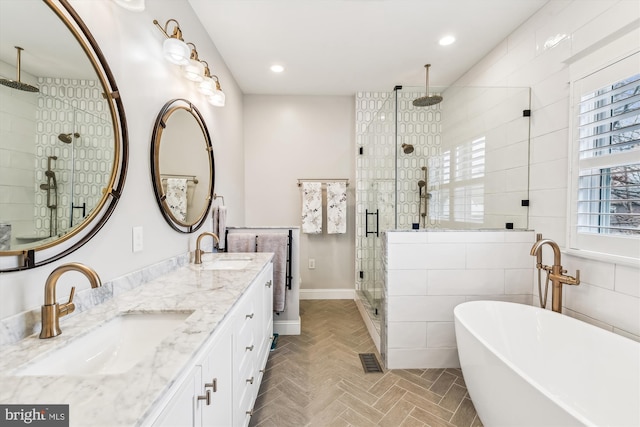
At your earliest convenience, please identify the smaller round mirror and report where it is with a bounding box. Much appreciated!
[151,99,214,233]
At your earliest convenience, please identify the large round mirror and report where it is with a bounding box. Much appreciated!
[151,99,214,233]
[0,0,128,271]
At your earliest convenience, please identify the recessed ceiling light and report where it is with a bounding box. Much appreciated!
[270,64,284,73]
[439,35,456,46]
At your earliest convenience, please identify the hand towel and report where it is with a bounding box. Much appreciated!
[327,182,347,234]
[301,181,322,234]
[257,234,289,313]
[166,178,188,222]
[212,206,227,249]
[226,233,256,253]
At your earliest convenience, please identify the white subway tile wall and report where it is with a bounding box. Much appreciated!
[383,230,535,369]
[0,83,37,242]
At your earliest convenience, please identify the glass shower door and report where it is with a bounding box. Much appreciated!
[357,95,396,320]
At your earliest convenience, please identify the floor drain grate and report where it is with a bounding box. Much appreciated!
[359,353,383,373]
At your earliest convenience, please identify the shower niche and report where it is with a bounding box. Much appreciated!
[355,85,532,327]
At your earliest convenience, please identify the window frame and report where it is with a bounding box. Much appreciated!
[568,51,640,260]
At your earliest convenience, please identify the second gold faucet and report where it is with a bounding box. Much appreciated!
[194,232,220,264]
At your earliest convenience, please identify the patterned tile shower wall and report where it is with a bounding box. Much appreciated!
[355,90,443,297]
[34,78,113,237]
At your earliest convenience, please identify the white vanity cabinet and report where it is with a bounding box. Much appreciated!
[233,263,274,427]
[150,262,273,427]
[152,321,233,427]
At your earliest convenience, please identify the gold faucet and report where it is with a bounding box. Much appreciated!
[530,236,580,313]
[194,232,220,264]
[40,262,102,339]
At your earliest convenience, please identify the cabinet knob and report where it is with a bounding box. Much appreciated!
[205,378,218,393]
[197,390,211,406]
[246,345,254,352]
[246,377,254,384]
[265,280,272,288]
[245,313,254,319]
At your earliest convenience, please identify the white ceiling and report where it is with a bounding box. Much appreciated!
[188,0,549,96]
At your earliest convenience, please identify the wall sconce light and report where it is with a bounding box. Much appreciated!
[198,62,216,96]
[182,43,205,82]
[208,76,226,107]
[154,18,226,107]
[153,19,190,65]
[112,0,145,11]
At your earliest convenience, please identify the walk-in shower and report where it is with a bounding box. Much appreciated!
[356,85,532,325]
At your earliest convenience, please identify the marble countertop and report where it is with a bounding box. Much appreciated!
[0,252,273,427]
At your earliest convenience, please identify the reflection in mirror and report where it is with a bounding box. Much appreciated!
[151,99,214,233]
[0,0,127,271]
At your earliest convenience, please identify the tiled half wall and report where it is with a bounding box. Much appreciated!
[381,229,534,369]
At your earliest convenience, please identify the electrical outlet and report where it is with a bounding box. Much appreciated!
[132,226,143,252]
[308,258,315,269]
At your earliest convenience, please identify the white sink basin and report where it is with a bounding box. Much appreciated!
[14,311,192,376]
[201,257,253,270]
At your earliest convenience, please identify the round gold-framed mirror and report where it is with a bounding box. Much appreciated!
[0,0,128,271]
[151,99,214,233]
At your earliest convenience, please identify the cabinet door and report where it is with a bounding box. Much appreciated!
[201,328,233,426]
[153,365,201,427]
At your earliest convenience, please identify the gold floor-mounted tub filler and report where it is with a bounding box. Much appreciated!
[530,234,580,313]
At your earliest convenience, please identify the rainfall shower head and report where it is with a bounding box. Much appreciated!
[401,143,414,154]
[58,132,80,144]
[0,47,39,93]
[413,64,442,107]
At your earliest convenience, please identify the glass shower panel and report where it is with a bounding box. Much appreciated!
[356,94,395,320]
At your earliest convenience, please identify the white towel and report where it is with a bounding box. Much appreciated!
[226,233,256,253]
[327,182,347,234]
[257,234,288,313]
[166,178,188,222]
[212,206,227,249]
[301,182,322,234]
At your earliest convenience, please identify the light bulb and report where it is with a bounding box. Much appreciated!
[208,89,225,107]
[198,76,215,96]
[183,59,205,82]
[163,38,190,65]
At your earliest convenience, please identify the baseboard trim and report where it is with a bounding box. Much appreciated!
[299,289,355,300]
[273,318,301,336]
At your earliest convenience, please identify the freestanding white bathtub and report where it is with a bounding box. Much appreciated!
[454,300,640,427]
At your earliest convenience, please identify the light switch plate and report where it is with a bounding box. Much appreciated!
[132,226,143,252]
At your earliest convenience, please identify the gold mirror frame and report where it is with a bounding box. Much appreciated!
[151,99,214,233]
[0,0,128,272]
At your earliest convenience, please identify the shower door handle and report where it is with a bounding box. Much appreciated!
[365,209,379,237]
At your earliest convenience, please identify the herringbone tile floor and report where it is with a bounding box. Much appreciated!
[250,300,482,427]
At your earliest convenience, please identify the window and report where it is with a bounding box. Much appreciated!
[432,137,485,224]
[570,53,640,258]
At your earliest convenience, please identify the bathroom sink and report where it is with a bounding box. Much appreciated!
[201,257,253,270]
[14,311,192,377]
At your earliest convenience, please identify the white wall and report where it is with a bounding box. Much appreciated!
[453,0,640,339]
[0,0,246,320]
[243,95,356,293]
